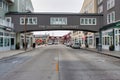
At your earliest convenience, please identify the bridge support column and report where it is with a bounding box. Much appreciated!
[98,31,102,52]
[16,32,20,49]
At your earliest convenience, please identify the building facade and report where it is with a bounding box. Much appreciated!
[34,34,49,45]
[71,0,97,48]
[81,0,98,48]
[0,0,34,51]
[81,0,97,13]
[98,0,120,51]
[9,0,34,12]
[0,0,15,51]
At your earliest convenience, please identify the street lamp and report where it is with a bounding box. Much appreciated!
[24,15,27,51]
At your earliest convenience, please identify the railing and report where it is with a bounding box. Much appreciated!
[0,19,14,28]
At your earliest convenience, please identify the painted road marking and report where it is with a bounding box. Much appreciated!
[56,63,59,72]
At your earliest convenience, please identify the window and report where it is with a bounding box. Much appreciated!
[5,17,12,22]
[50,17,67,25]
[0,37,3,47]
[11,38,14,45]
[0,32,3,36]
[0,1,2,8]
[93,19,96,24]
[20,17,25,25]
[89,19,92,24]
[85,19,88,24]
[98,5,103,13]
[111,11,115,22]
[80,18,97,25]
[107,11,115,24]
[32,18,37,24]
[2,1,8,11]
[20,17,37,25]
[4,38,9,47]
[98,0,103,5]
[4,33,9,36]
[107,0,115,10]
[80,18,84,24]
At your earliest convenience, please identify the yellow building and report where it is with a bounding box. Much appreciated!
[80,0,97,13]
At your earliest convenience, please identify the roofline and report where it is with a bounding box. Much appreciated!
[6,12,103,16]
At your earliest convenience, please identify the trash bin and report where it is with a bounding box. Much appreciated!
[33,43,36,48]
[98,43,102,51]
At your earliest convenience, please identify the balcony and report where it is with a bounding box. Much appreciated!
[0,19,14,28]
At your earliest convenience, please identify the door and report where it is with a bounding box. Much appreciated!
[96,38,99,49]
[115,35,120,51]
[11,38,14,50]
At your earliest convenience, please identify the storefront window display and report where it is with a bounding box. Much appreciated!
[0,37,3,47]
[115,28,120,51]
[102,29,113,49]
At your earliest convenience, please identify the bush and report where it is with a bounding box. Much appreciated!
[16,43,20,50]
[109,45,114,51]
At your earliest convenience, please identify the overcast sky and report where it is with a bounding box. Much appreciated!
[31,0,84,36]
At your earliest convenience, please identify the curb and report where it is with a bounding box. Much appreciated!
[0,49,34,61]
[81,48,120,59]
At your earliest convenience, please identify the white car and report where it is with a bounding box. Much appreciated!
[72,43,80,49]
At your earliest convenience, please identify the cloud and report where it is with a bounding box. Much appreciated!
[31,0,84,12]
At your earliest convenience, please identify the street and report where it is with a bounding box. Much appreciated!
[0,45,120,80]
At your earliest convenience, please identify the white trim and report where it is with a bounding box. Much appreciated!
[107,11,115,24]
[50,17,67,25]
[80,18,97,25]
[107,0,115,10]
[5,17,12,22]
[20,17,37,25]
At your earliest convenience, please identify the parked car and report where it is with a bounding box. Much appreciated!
[54,42,59,45]
[71,43,80,49]
[47,43,53,45]
[66,43,70,47]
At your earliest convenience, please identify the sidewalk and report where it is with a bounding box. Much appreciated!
[81,47,120,59]
[0,48,33,60]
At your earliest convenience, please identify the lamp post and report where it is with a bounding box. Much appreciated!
[24,15,27,51]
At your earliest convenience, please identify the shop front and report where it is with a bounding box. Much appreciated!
[114,28,120,51]
[101,21,120,51]
[0,28,15,51]
[102,29,113,50]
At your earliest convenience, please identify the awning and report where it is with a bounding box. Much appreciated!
[100,21,120,31]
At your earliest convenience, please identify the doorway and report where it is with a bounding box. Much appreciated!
[11,38,15,50]
[96,38,99,49]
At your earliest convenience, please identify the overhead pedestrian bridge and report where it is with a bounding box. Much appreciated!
[6,12,103,32]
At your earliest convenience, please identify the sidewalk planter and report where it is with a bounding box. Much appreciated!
[16,43,20,50]
[109,45,114,51]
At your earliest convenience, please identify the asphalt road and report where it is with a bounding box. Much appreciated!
[0,45,120,80]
